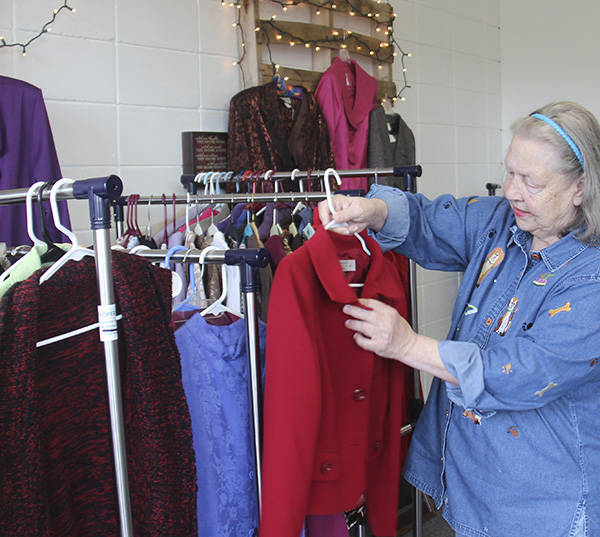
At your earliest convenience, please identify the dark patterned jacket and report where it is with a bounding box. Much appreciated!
[0,251,196,537]
[227,81,334,173]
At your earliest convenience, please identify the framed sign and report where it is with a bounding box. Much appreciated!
[182,131,228,174]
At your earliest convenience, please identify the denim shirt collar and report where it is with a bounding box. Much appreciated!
[507,225,589,272]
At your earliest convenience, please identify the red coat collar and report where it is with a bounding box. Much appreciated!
[306,221,405,304]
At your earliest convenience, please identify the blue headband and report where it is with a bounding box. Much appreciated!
[531,112,584,168]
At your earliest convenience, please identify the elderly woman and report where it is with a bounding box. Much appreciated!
[319,101,600,537]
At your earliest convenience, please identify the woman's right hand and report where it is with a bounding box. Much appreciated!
[317,195,389,234]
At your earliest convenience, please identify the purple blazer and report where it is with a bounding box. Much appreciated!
[0,76,71,246]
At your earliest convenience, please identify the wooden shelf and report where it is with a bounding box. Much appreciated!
[258,19,394,63]
[239,0,398,101]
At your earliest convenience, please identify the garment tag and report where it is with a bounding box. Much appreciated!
[339,259,356,272]
[97,304,119,342]
[302,223,315,239]
[171,271,183,298]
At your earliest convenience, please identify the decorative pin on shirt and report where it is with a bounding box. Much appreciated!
[477,247,505,287]
[549,302,571,318]
[533,272,554,286]
[495,296,518,336]
[465,304,478,316]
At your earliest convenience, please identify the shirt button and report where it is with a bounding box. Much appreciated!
[445,411,449,419]
[352,388,367,401]
[374,441,383,452]
[320,461,334,474]
[532,252,541,260]
[485,317,492,326]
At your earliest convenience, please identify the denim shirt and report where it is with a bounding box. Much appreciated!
[367,185,600,537]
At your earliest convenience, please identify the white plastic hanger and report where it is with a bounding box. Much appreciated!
[290,168,306,216]
[270,175,283,237]
[205,172,221,240]
[39,178,95,284]
[36,179,120,347]
[199,245,243,318]
[323,168,370,287]
[0,181,48,285]
[256,170,274,217]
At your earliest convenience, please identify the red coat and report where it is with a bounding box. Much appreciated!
[260,225,412,537]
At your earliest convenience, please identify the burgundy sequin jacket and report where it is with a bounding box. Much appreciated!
[227,81,334,173]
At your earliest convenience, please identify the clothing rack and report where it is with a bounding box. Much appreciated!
[132,247,270,518]
[132,163,426,537]
[180,165,422,194]
[2,182,272,536]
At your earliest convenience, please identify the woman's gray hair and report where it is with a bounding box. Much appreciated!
[511,101,600,244]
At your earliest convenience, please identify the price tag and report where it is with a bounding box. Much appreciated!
[98,304,118,342]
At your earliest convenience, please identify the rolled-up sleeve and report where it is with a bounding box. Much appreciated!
[365,185,410,251]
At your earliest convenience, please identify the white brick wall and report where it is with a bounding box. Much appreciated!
[2,0,502,336]
[391,0,501,338]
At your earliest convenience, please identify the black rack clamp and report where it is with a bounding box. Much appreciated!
[486,182,502,196]
[180,174,199,194]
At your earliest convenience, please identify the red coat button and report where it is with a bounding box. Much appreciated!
[352,388,367,401]
[320,461,333,474]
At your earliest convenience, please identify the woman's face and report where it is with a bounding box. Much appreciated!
[503,134,584,250]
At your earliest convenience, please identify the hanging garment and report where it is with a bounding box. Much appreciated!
[259,222,412,537]
[0,243,70,298]
[0,76,71,246]
[227,81,334,173]
[175,313,266,537]
[314,58,378,191]
[367,105,416,188]
[0,251,196,537]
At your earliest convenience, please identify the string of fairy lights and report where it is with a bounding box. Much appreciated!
[224,0,411,104]
[0,1,76,56]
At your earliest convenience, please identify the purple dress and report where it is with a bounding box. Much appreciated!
[0,76,71,246]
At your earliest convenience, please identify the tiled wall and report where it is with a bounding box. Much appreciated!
[395,0,501,339]
[1,0,502,338]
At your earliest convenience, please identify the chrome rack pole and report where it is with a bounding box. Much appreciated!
[403,171,423,537]
[180,165,423,191]
[224,248,270,519]
[72,176,134,537]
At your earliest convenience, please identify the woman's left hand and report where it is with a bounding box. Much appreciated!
[343,298,417,362]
